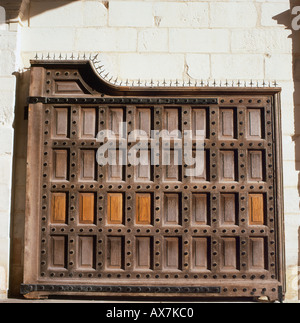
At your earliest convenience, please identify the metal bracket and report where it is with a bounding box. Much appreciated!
[20,284,221,295]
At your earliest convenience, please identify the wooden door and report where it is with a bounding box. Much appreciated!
[22,61,285,302]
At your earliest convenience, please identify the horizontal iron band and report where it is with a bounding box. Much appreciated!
[20,284,221,295]
[27,97,219,105]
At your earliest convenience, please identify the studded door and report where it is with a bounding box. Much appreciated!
[22,62,285,302]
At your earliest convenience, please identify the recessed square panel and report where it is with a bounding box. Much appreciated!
[107,193,124,225]
[136,193,152,225]
[80,108,97,138]
[51,193,67,224]
[79,193,95,224]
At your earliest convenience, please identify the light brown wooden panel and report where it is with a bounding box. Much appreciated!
[52,107,69,138]
[248,150,263,181]
[249,237,267,270]
[221,237,238,270]
[219,109,235,138]
[79,193,95,224]
[220,194,237,225]
[109,108,125,137]
[164,108,180,133]
[192,108,207,138]
[50,236,67,269]
[81,108,96,138]
[247,108,263,139]
[51,193,67,224]
[136,237,152,270]
[163,237,181,270]
[77,236,95,269]
[164,193,180,225]
[136,108,152,137]
[249,194,265,225]
[136,193,152,225]
[52,149,68,181]
[191,237,209,270]
[107,193,124,225]
[107,236,124,269]
[80,150,96,181]
[192,194,208,225]
[220,150,236,181]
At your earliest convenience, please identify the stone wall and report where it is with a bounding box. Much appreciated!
[0,5,18,299]
[1,0,300,302]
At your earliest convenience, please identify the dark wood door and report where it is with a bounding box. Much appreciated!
[22,61,285,302]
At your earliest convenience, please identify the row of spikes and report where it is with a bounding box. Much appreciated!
[33,52,279,88]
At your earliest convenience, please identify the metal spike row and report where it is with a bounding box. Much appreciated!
[32,53,279,88]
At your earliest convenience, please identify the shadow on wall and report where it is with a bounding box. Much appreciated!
[0,0,109,22]
[0,0,104,21]
[273,1,300,301]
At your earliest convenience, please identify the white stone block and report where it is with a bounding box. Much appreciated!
[0,238,9,293]
[169,29,230,53]
[0,183,11,214]
[261,3,291,27]
[0,106,14,128]
[0,156,12,186]
[109,1,154,27]
[0,50,16,76]
[0,31,17,51]
[185,54,210,80]
[210,2,257,28]
[83,1,108,27]
[231,29,292,54]
[0,265,7,292]
[75,28,137,52]
[211,54,264,80]
[0,127,14,155]
[153,2,209,28]
[281,110,295,136]
[265,54,293,81]
[138,29,168,52]
[282,135,296,162]
[0,6,6,31]
[283,188,300,214]
[21,27,76,52]
[0,90,15,108]
[279,81,299,106]
[117,53,184,81]
[0,76,16,91]
[283,161,299,188]
[0,211,9,239]
[285,265,299,302]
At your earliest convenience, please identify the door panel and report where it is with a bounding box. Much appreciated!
[23,63,284,302]
[249,193,265,225]
[79,193,95,224]
[51,193,67,224]
[107,193,124,225]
